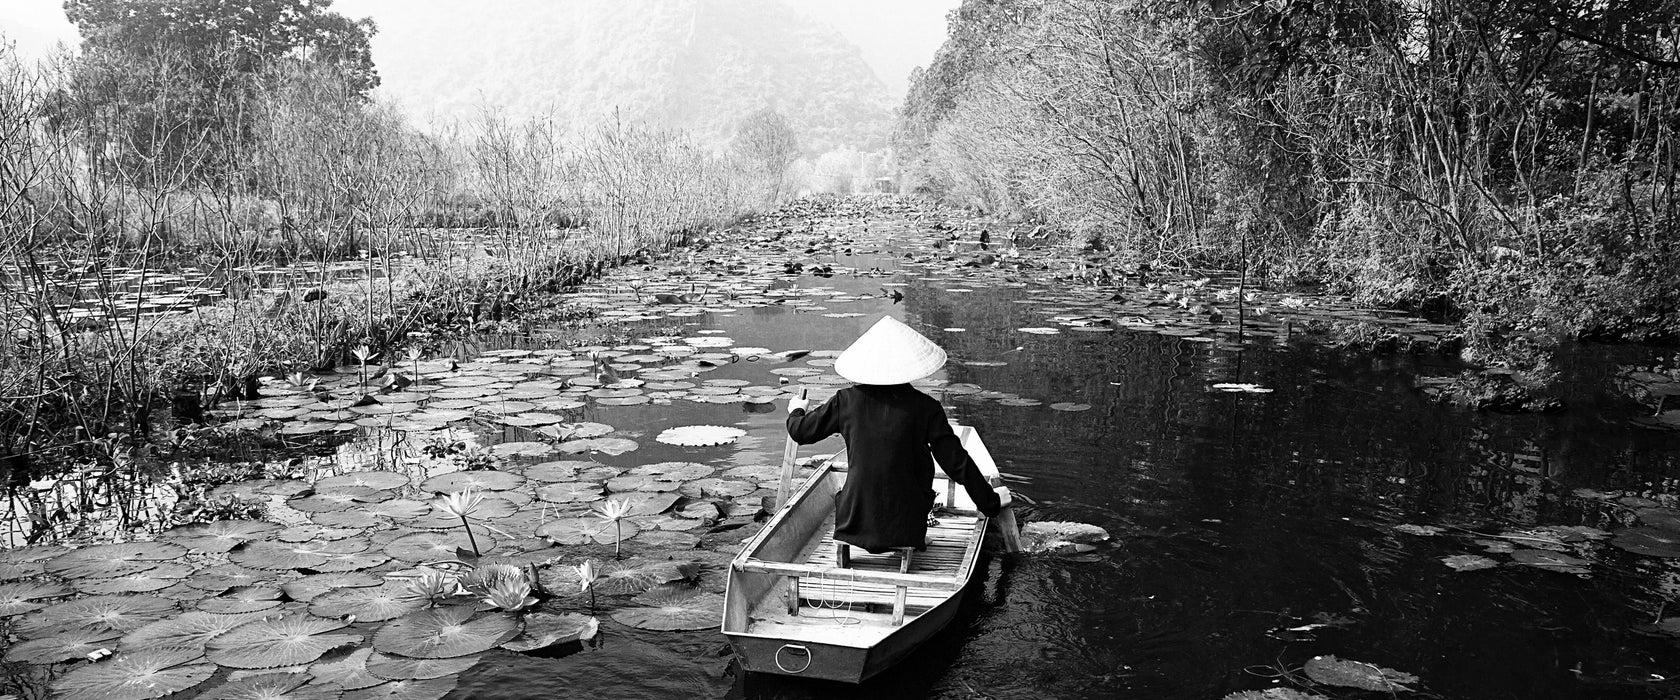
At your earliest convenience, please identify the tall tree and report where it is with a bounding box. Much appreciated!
[58,0,379,185]
[731,107,800,200]
[63,0,379,92]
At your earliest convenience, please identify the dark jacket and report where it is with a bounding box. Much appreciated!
[787,384,1002,553]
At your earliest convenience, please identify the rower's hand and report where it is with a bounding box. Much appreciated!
[993,486,1012,508]
[787,397,810,414]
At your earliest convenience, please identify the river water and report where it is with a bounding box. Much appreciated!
[418,201,1680,699]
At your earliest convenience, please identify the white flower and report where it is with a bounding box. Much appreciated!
[595,498,631,522]
[437,487,484,519]
[575,559,599,593]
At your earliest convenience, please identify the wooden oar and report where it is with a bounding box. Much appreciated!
[994,494,1023,554]
[956,424,1022,553]
[774,389,809,511]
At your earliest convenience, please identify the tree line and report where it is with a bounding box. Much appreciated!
[0,0,797,463]
[895,0,1679,383]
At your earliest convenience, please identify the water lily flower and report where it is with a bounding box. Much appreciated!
[402,570,461,607]
[484,578,537,611]
[595,498,632,558]
[576,559,599,611]
[438,487,485,555]
[437,487,484,519]
[595,498,631,522]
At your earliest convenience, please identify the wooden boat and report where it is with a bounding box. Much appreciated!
[722,424,1007,683]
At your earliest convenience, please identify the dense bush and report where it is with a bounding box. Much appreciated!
[0,11,777,458]
[896,0,1680,379]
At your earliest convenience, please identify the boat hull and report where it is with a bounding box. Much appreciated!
[723,424,1001,684]
[726,580,966,683]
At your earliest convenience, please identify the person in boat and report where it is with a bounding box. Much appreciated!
[786,316,1012,563]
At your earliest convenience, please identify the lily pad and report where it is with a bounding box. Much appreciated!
[1302,655,1418,692]
[1613,527,1680,558]
[655,425,747,446]
[1509,548,1591,574]
[120,610,270,654]
[197,672,342,700]
[1210,383,1274,393]
[5,628,120,664]
[1222,690,1329,700]
[318,471,411,490]
[317,550,396,573]
[207,615,363,668]
[47,541,188,579]
[557,437,639,455]
[373,606,521,659]
[612,492,683,517]
[1441,554,1499,572]
[198,585,284,614]
[190,565,274,591]
[679,478,756,498]
[384,531,495,562]
[537,516,640,546]
[420,470,526,493]
[365,651,480,680]
[489,441,556,457]
[610,591,724,630]
[363,500,432,520]
[1020,521,1111,554]
[501,612,599,652]
[309,582,428,622]
[161,520,284,553]
[606,474,683,492]
[50,648,216,700]
[230,541,332,570]
[591,560,688,594]
[339,677,457,700]
[283,572,384,603]
[309,648,384,691]
[630,461,715,481]
[0,581,73,617]
[536,481,603,504]
[523,460,592,482]
[18,594,178,638]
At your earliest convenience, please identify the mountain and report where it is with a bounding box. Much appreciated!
[353,0,895,152]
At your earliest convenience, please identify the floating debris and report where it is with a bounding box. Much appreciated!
[1302,654,1418,692]
[1020,521,1111,554]
[1441,555,1499,572]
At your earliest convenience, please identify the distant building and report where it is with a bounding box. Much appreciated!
[874,176,897,194]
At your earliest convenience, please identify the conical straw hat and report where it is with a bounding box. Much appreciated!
[834,316,947,385]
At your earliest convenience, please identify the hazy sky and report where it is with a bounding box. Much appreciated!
[0,0,957,97]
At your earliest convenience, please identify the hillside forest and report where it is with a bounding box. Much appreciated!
[895,0,1680,388]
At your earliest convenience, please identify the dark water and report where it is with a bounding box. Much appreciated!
[426,233,1680,700]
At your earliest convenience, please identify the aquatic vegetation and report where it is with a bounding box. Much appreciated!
[1302,655,1418,692]
[1223,690,1328,700]
[401,571,462,608]
[576,559,600,611]
[435,487,485,556]
[480,577,539,612]
[372,606,520,659]
[502,612,599,652]
[655,425,747,446]
[596,497,634,559]
[611,588,725,631]
[49,647,217,700]
[1019,521,1111,555]
[204,615,363,668]
[1441,555,1498,572]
